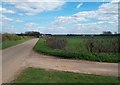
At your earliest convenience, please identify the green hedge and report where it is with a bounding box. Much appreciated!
[1,34,32,49]
[33,38,119,63]
[2,34,31,42]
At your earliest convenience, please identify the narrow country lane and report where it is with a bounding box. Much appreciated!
[2,38,38,83]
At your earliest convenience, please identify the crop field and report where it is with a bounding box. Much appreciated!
[0,34,32,49]
[13,67,118,83]
[33,36,119,63]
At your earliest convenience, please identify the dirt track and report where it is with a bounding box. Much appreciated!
[2,38,118,83]
[2,39,38,83]
[24,51,118,77]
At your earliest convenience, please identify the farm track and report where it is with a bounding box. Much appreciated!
[24,51,118,77]
[2,38,39,83]
[2,38,118,83]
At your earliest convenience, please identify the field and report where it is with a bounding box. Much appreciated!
[0,34,32,49]
[33,36,119,63]
[13,68,118,83]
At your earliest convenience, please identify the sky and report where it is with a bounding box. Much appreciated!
[0,0,119,34]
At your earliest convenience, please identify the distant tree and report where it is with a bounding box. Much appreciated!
[114,32,117,34]
[25,31,41,38]
[102,31,112,35]
[45,34,52,36]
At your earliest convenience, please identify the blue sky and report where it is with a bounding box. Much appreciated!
[0,0,118,34]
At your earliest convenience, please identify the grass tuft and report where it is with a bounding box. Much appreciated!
[13,68,118,83]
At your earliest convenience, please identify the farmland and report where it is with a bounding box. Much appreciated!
[33,36,119,63]
[13,67,118,83]
[0,34,32,49]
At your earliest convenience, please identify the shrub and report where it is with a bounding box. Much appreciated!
[44,37,67,50]
[2,34,19,42]
[2,34,31,42]
[85,38,118,54]
[33,38,119,63]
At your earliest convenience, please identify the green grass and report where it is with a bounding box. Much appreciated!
[0,38,31,50]
[13,68,118,83]
[33,38,119,63]
[64,36,118,53]
[65,37,88,52]
[1,34,33,50]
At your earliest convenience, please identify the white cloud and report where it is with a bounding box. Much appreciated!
[1,0,119,34]
[2,0,120,2]
[0,7,16,14]
[53,1,118,27]
[76,3,83,9]
[2,22,15,33]
[24,22,40,31]
[8,0,66,16]
[51,1,118,34]
[72,21,118,34]
[4,17,13,21]
[74,2,118,21]
[16,19,24,22]
[2,15,13,21]
[53,16,86,27]
[2,0,66,2]
[111,0,120,2]
[25,22,38,26]
[0,22,3,26]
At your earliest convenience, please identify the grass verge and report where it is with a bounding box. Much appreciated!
[33,38,119,63]
[0,38,32,50]
[13,67,118,83]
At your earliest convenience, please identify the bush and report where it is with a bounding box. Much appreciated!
[2,34,20,42]
[44,37,67,50]
[2,34,31,42]
[85,38,118,54]
[1,34,32,49]
[33,38,119,63]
